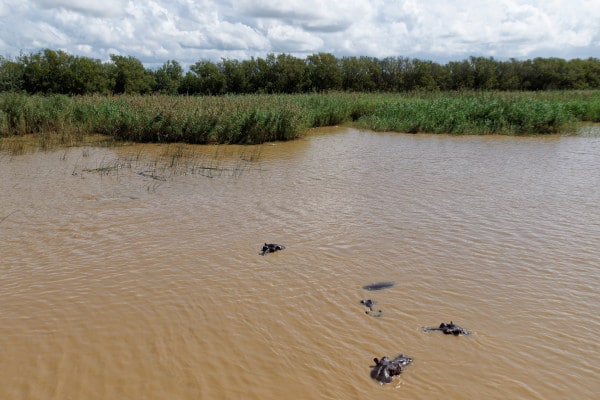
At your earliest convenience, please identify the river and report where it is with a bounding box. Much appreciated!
[1,128,599,399]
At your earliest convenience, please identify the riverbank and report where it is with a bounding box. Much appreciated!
[1,91,599,147]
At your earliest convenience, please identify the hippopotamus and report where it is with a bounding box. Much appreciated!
[370,354,413,383]
[423,321,471,336]
[260,243,285,256]
[360,299,383,317]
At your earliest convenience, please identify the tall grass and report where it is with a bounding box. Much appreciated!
[355,93,583,134]
[1,91,599,146]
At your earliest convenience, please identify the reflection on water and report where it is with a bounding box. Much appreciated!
[1,129,599,399]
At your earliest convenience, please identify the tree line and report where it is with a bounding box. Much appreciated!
[1,49,599,95]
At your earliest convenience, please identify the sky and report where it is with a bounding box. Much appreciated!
[1,0,599,68]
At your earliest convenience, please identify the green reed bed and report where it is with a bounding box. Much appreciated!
[1,91,599,146]
[353,91,600,134]
[76,94,310,144]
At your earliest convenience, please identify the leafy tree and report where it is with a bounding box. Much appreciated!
[153,60,183,94]
[575,58,600,89]
[254,54,278,93]
[530,58,570,90]
[273,53,310,93]
[341,56,371,91]
[469,56,498,90]
[179,72,200,94]
[3,48,600,95]
[0,56,24,92]
[110,55,154,94]
[306,53,342,92]
[445,60,474,90]
[380,57,411,91]
[237,56,277,93]
[496,58,525,91]
[430,62,450,90]
[188,61,224,95]
[20,49,73,93]
[345,56,385,92]
[68,56,112,94]
[219,58,248,94]
[565,58,592,89]
[404,59,440,90]
[238,58,258,93]
[379,57,398,91]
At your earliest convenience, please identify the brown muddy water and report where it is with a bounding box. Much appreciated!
[1,128,599,399]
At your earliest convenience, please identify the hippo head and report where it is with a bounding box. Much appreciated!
[371,357,393,383]
[260,243,285,255]
[371,355,411,383]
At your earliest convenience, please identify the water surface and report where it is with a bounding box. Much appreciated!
[1,128,599,399]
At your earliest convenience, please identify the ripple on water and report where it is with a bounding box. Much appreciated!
[1,131,599,399]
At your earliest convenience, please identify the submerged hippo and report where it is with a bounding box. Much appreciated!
[260,243,286,256]
[360,283,394,317]
[370,354,413,384]
[423,321,471,336]
[360,299,383,317]
[360,299,382,317]
[362,282,395,291]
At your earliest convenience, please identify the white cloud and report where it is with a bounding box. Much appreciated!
[210,21,269,51]
[35,0,126,17]
[27,21,71,48]
[0,3,9,18]
[0,0,598,65]
[267,24,323,52]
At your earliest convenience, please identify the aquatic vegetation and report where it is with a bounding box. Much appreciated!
[1,91,599,146]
